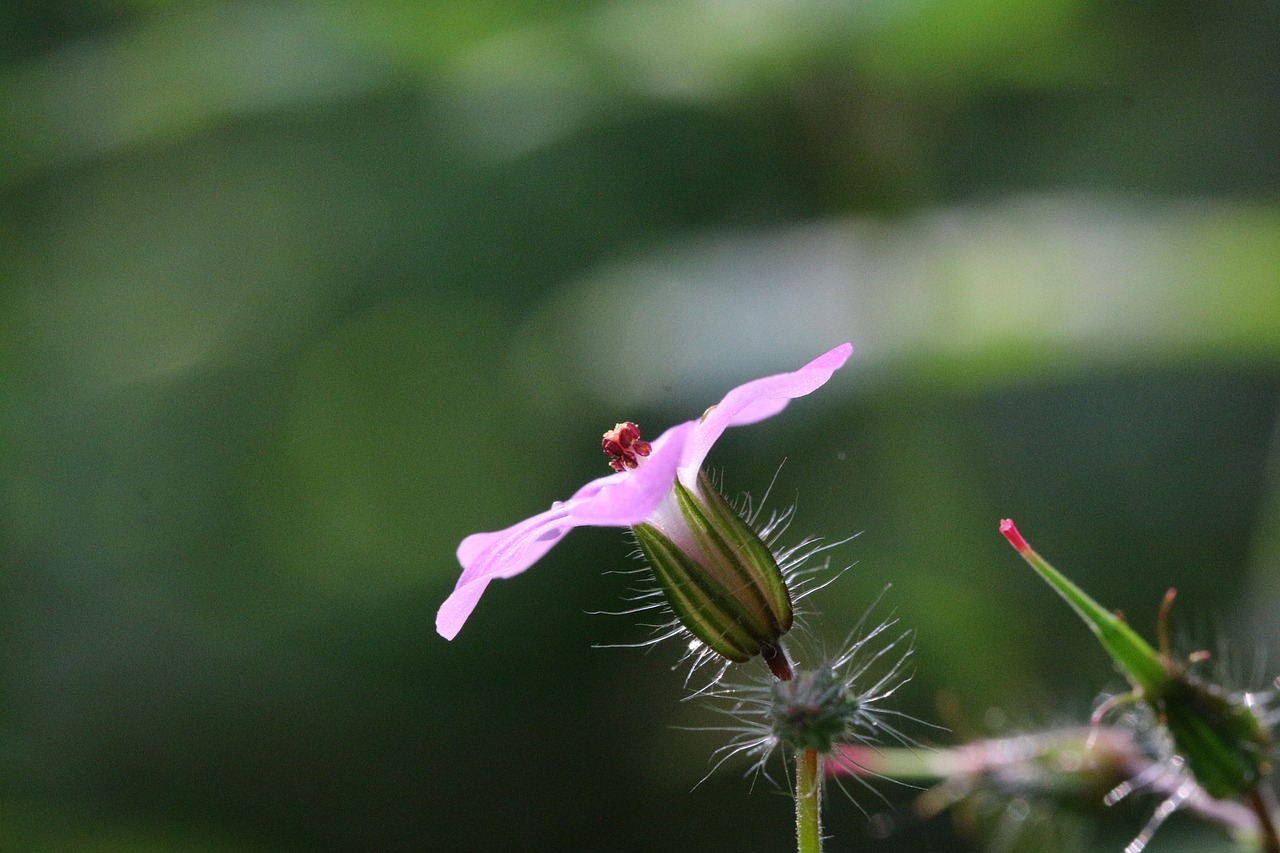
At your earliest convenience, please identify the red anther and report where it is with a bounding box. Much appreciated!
[602,422,652,472]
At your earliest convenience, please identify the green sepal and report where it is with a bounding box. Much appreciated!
[630,474,793,664]
[676,472,793,635]
[633,522,763,661]
[1158,675,1272,800]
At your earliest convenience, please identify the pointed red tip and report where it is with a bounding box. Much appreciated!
[762,643,795,681]
[999,518,1031,555]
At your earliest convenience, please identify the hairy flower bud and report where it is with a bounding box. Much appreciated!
[770,667,853,752]
[1001,519,1275,803]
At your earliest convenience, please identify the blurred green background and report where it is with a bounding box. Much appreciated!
[2,1,1279,850]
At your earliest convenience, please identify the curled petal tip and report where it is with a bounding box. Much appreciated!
[436,579,488,640]
[824,342,854,364]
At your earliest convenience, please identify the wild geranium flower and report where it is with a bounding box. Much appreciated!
[437,343,853,668]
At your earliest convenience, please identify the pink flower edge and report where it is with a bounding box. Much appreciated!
[436,342,853,640]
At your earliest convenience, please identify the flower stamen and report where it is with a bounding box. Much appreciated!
[602,421,653,472]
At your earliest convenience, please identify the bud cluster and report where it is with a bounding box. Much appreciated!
[696,620,916,787]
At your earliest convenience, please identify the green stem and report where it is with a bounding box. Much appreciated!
[796,747,822,853]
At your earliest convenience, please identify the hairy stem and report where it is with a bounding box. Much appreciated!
[796,747,822,853]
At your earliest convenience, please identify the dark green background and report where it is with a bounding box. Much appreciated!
[2,1,1279,850]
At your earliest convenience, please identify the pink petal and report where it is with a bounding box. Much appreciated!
[680,342,852,478]
[436,424,692,639]
[438,503,581,640]
[435,575,495,641]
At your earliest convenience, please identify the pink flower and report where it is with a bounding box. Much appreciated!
[436,343,854,641]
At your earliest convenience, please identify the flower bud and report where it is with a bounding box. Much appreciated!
[1001,519,1274,802]
[632,471,793,663]
[770,667,853,753]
